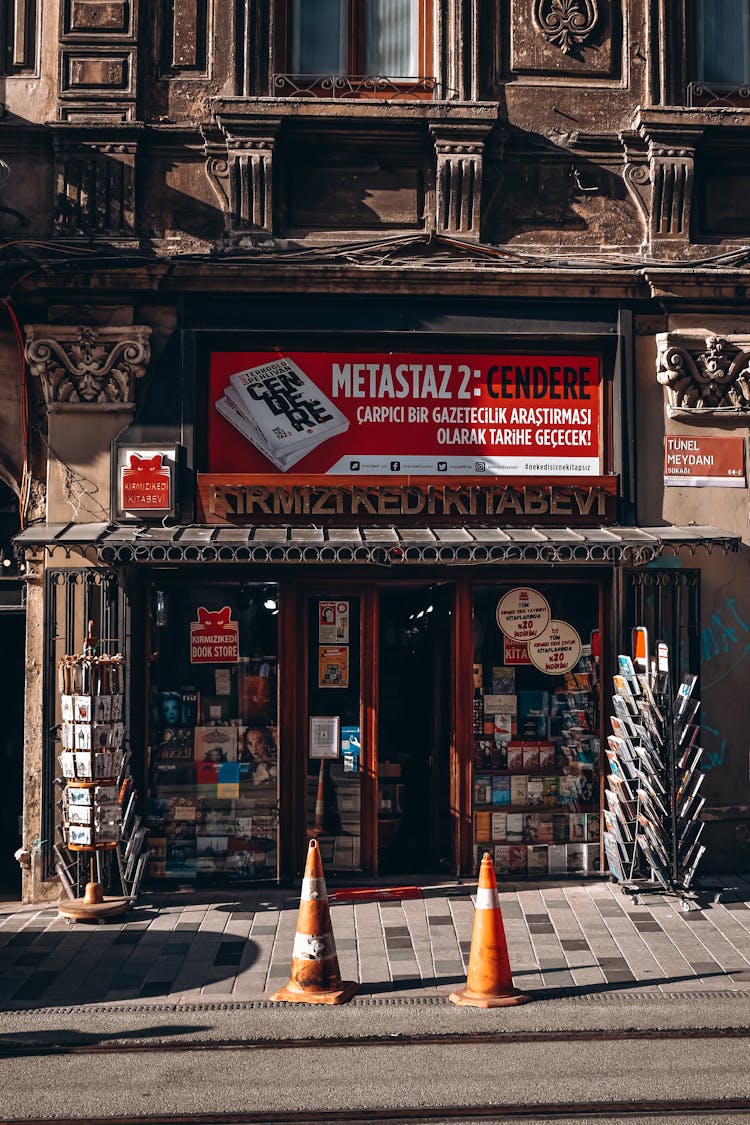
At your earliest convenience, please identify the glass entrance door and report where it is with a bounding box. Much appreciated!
[302,584,454,878]
[377,585,453,876]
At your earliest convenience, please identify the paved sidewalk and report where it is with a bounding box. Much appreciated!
[1,875,750,1010]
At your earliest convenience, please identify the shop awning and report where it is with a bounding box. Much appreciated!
[14,523,741,566]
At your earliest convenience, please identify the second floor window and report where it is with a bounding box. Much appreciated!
[697,0,750,86]
[290,0,426,77]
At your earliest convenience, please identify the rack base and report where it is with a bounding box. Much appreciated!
[58,882,131,924]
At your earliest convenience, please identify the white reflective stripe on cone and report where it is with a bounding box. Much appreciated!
[301,876,327,901]
[292,930,337,961]
[475,887,500,911]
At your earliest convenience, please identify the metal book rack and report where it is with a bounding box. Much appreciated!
[604,628,705,912]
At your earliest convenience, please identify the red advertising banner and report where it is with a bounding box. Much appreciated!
[190,607,240,664]
[208,351,602,477]
[664,435,745,487]
[120,453,171,511]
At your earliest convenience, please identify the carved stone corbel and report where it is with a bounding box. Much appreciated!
[430,123,497,240]
[632,110,705,255]
[656,331,750,417]
[24,325,151,408]
[208,115,282,237]
[620,130,650,248]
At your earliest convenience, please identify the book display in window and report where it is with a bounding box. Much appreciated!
[145,689,279,882]
[145,586,280,884]
[56,643,145,922]
[603,628,705,909]
[472,586,601,878]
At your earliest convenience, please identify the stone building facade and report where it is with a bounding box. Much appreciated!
[2,1,750,902]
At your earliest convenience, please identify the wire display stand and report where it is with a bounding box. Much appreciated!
[55,625,147,922]
[603,627,706,912]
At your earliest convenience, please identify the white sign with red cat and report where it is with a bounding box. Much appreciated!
[190,606,240,664]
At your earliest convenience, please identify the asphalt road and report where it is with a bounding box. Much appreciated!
[2,1034,750,1121]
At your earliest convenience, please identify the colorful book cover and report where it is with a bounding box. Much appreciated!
[491,812,507,841]
[506,742,524,771]
[473,774,493,805]
[527,777,544,806]
[492,775,511,806]
[548,843,568,875]
[537,814,554,845]
[494,845,511,875]
[567,842,585,873]
[569,813,586,842]
[538,742,556,770]
[221,357,350,471]
[542,776,559,805]
[524,814,541,843]
[510,775,528,806]
[193,725,238,764]
[585,813,601,842]
[527,844,548,875]
[474,810,493,840]
[506,813,524,844]
[509,845,527,874]
[491,667,516,694]
[522,746,540,772]
[553,814,570,843]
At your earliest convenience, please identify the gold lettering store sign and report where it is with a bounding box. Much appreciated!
[197,476,618,525]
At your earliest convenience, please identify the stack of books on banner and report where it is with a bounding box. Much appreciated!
[604,630,705,900]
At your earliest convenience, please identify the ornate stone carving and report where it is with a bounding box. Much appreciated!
[631,111,705,254]
[24,326,151,406]
[431,125,494,240]
[207,117,281,236]
[656,332,750,416]
[532,0,599,56]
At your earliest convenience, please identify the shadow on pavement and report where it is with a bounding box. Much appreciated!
[0,929,261,1011]
[0,1024,212,1056]
[532,969,743,1000]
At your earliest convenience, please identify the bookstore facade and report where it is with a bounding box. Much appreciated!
[16,297,740,896]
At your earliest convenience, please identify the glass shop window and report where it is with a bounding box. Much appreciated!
[696,0,750,86]
[472,584,601,880]
[145,583,279,884]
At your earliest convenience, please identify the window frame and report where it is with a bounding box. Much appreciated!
[689,0,750,107]
[275,0,435,99]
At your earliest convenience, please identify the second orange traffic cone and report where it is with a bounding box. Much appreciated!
[270,838,357,1004]
[449,852,532,1008]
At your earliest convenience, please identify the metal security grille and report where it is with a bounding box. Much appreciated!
[621,568,701,687]
[43,568,126,882]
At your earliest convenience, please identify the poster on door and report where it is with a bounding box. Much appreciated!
[318,601,350,644]
[318,646,349,689]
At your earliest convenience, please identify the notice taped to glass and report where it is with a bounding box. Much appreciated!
[496,588,551,643]
[528,620,582,675]
[318,645,349,689]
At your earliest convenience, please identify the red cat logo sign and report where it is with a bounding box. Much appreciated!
[190,606,240,664]
[120,453,171,511]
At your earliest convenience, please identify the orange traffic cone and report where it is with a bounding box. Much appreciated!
[270,839,358,1004]
[449,852,532,1008]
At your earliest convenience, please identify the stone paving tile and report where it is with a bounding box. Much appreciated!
[1,880,749,1006]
